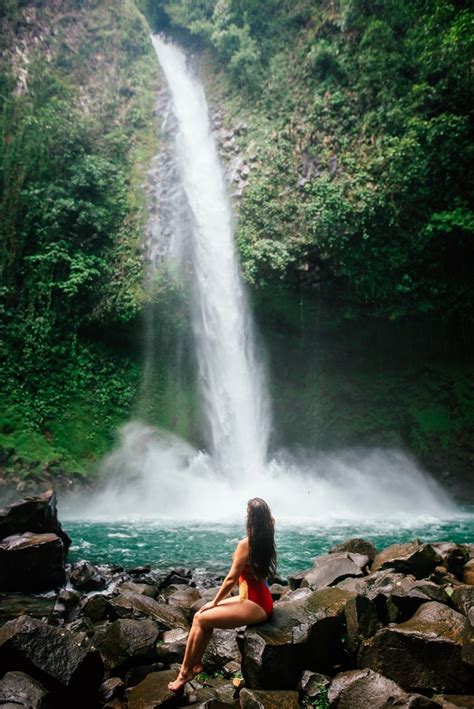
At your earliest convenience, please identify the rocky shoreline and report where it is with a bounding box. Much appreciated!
[0,491,473,708]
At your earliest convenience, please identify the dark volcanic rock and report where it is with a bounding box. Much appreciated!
[126,669,180,708]
[328,668,440,708]
[0,532,65,591]
[0,615,104,699]
[0,489,71,551]
[203,628,241,672]
[0,670,49,709]
[50,588,82,625]
[94,618,160,673]
[301,552,368,589]
[432,543,469,579]
[461,607,473,667]
[329,538,377,562]
[109,592,189,630]
[239,687,299,708]
[240,587,355,689]
[451,585,474,616]
[0,592,55,624]
[99,676,125,703]
[388,575,452,621]
[358,601,473,693]
[155,628,188,665]
[371,541,441,579]
[343,594,381,653]
[70,561,107,592]
[338,569,411,623]
[463,559,474,585]
[297,669,330,700]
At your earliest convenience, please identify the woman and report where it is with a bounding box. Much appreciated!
[168,497,276,693]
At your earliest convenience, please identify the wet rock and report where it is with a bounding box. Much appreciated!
[108,592,189,629]
[463,559,474,585]
[450,585,474,616]
[239,687,299,708]
[158,569,192,590]
[358,602,473,692]
[432,543,469,579]
[0,671,49,709]
[155,630,188,664]
[240,587,355,689]
[167,586,200,609]
[371,541,441,579]
[222,659,241,678]
[94,618,160,673]
[301,552,368,589]
[388,576,452,621]
[70,561,107,592]
[118,580,156,598]
[203,628,241,672]
[268,583,287,600]
[287,568,312,590]
[297,669,330,700]
[66,615,95,636]
[99,677,125,703]
[461,606,473,667]
[433,695,474,707]
[343,594,381,653]
[50,588,82,624]
[126,669,180,708]
[277,587,312,603]
[0,532,65,591]
[0,591,55,624]
[329,538,377,562]
[124,663,165,688]
[328,668,440,708]
[338,569,411,624]
[81,593,114,623]
[0,489,71,551]
[0,615,104,699]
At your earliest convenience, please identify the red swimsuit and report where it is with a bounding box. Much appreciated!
[238,563,273,618]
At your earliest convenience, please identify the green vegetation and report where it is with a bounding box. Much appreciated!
[0,0,159,474]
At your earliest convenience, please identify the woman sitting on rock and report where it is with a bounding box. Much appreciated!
[168,497,276,693]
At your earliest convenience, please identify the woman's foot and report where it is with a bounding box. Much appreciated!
[168,665,201,693]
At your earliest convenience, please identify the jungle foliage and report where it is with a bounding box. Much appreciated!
[144,0,473,321]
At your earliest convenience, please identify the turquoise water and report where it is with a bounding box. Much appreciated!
[64,513,473,577]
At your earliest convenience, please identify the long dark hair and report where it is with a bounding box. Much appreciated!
[246,497,277,580]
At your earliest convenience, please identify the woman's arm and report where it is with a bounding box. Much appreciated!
[199,539,248,612]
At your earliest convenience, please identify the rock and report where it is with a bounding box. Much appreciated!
[108,592,189,629]
[329,538,377,562]
[99,677,125,703]
[118,581,156,598]
[337,569,407,623]
[358,602,473,693]
[0,615,104,700]
[0,591,55,624]
[433,696,474,707]
[0,532,65,591]
[268,583,287,600]
[451,585,474,616]
[463,559,474,585]
[388,576,452,621]
[239,688,299,708]
[301,552,368,589]
[94,619,160,672]
[126,670,180,708]
[344,594,381,653]
[81,593,114,623]
[240,587,355,689]
[328,668,440,708]
[222,659,241,678]
[371,541,441,579]
[124,663,165,688]
[167,586,200,609]
[0,671,49,709]
[0,489,71,551]
[203,629,241,672]
[461,606,473,666]
[50,588,82,624]
[277,587,312,603]
[70,561,107,592]
[287,568,312,590]
[297,669,330,700]
[432,543,469,579]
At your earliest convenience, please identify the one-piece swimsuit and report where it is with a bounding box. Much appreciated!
[238,562,273,618]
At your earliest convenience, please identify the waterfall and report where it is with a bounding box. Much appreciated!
[148,36,270,480]
[64,36,458,522]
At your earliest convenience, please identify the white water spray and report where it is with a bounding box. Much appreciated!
[64,37,457,522]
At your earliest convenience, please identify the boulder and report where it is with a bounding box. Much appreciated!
[126,670,180,708]
[301,552,368,589]
[433,696,474,708]
[287,568,312,590]
[268,583,287,600]
[371,541,441,579]
[0,591,55,624]
[329,538,377,562]
[388,576,452,622]
[0,671,49,709]
[343,594,381,653]
[296,669,330,700]
[0,489,71,551]
[431,543,469,579]
[203,629,241,672]
[328,668,440,708]
[239,688,299,708]
[337,569,407,623]
[167,586,200,609]
[108,592,189,630]
[94,619,160,672]
[0,532,65,591]
[50,588,83,624]
[463,559,474,585]
[118,580,156,598]
[70,561,107,592]
[461,606,473,667]
[451,585,474,616]
[81,593,115,623]
[0,615,104,700]
[99,677,125,703]
[358,602,473,692]
[240,587,355,689]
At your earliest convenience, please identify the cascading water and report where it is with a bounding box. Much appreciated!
[64,36,459,523]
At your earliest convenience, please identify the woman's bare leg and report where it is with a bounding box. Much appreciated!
[168,598,267,692]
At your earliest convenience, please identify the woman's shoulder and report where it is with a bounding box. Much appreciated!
[236,537,249,552]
